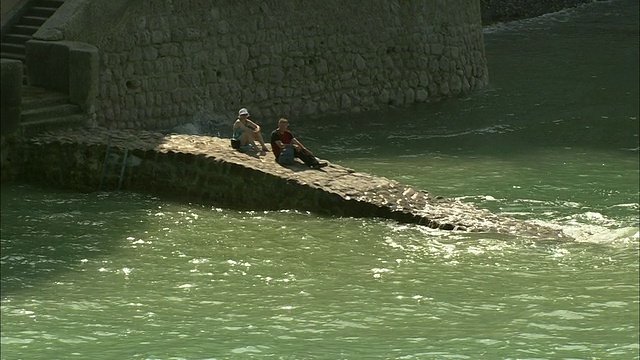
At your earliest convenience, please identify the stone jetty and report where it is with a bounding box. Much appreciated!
[18,127,569,239]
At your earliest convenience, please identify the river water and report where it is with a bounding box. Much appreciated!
[1,1,638,359]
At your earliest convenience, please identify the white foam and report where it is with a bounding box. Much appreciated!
[563,225,639,244]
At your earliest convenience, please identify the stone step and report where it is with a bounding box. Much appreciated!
[22,86,69,105]
[11,25,39,36]
[20,114,88,137]
[22,104,81,122]
[1,43,25,54]
[35,0,66,8]
[22,85,65,96]
[22,94,69,108]
[0,52,25,62]
[18,16,48,27]
[2,34,32,45]
[28,6,58,18]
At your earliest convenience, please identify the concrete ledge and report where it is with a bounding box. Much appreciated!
[17,127,570,240]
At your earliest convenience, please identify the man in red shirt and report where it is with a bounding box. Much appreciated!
[270,118,328,169]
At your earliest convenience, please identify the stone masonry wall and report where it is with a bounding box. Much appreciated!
[51,0,487,132]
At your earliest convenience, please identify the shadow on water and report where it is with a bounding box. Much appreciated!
[0,184,157,296]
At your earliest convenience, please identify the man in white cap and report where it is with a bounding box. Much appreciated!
[231,108,268,153]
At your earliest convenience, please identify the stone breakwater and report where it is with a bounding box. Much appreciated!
[18,127,569,239]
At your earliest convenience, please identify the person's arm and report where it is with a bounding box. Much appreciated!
[271,132,284,148]
[292,137,312,155]
[237,120,256,133]
[246,120,261,133]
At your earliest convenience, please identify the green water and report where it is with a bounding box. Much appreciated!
[2,1,638,359]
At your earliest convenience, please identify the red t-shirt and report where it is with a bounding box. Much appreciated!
[270,129,294,158]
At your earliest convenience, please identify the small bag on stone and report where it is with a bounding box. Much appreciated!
[230,139,241,149]
[278,144,295,165]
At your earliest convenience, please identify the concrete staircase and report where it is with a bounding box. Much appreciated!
[20,86,87,137]
[2,1,86,136]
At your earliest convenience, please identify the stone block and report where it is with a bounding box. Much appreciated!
[68,42,99,110]
[340,93,352,109]
[0,59,22,106]
[415,89,428,102]
[1,107,21,134]
[354,54,366,70]
[26,40,69,91]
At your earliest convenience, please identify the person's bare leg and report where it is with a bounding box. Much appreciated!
[240,131,256,147]
[253,132,268,151]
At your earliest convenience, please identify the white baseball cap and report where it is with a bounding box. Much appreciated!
[238,108,249,116]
